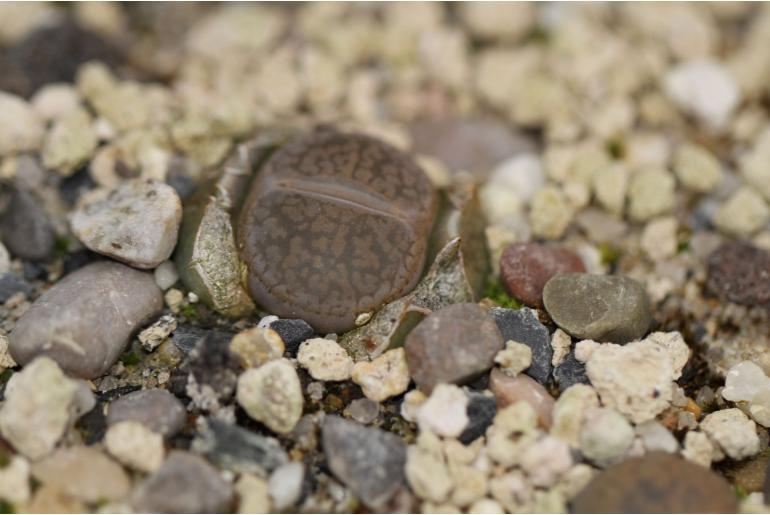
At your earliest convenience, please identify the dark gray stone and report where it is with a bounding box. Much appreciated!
[0,188,55,262]
[192,418,287,476]
[107,388,187,438]
[543,273,652,343]
[171,324,208,354]
[0,273,33,302]
[9,261,163,378]
[459,392,496,445]
[553,352,590,390]
[183,331,238,403]
[131,451,234,513]
[269,318,314,356]
[405,303,504,393]
[707,241,770,308]
[489,307,553,385]
[322,415,406,508]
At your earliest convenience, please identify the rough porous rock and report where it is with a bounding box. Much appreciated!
[131,451,234,514]
[579,407,634,467]
[107,388,186,438]
[237,130,437,334]
[700,408,760,461]
[297,337,354,381]
[489,367,554,428]
[10,261,163,378]
[0,91,44,155]
[571,452,738,513]
[31,446,131,504]
[105,420,165,473]
[351,347,410,402]
[322,415,407,508]
[236,359,303,434]
[71,179,182,269]
[543,273,652,343]
[489,307,553,384]
[229,326,285,369]
[707,241,770,308]
[405,303,504,393]
[0,187,55,262]
[415,383,469,438]
[499,242,585,308]
[192,417,288,476]
[0,356,94,459]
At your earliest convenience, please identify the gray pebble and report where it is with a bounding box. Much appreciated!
[192,417,287,476]
[543,273,652,343]
[489,307,553,385]
[345,398,380,425]
[553,351,590,390]
[322,415,406,508]
[405,303,504,393]
[459,391,496,445]
[131,450,233,513]
[9,261,163,378]
[269,318,314,356]
[0,273,33,302]
[0,187,55,262]
[107,388,186,438]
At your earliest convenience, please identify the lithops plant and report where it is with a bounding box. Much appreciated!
[179,128,475,336]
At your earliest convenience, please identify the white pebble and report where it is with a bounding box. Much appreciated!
[268,461,305,511]
[297,338,353,381]
[700,408,760,460]
[105,420,165,473]
[494,340,532,377]
[416,383,469,438]
[664,59,740,130]
[579,407,634,467]
[153,260,179,290]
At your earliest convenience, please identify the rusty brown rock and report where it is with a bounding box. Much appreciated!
[404,303,503,393]
[707,240,770,308]
[571,452,738,513]
[489,368,554,428]
[499,242,585,308]
[238,129,437,334]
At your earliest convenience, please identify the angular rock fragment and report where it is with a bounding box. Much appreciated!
[489,307,553,384]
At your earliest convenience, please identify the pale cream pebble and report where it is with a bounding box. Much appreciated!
[73,1,126,38]
[682,430,715,467]
[401,390,427,423]
[488,470,533,513]
[235,473,272,514]
[346,71,380,123]
[479,182,525,226]
[300,46,345,113]
[351,348,410,402]
[550,384,600,448]
[753,231,770,252]
[416,384,469,438]
[0,92,45,157]
[529,185,575,240]
[419,28,469,89]
[420,501,462,514]
[625,132,672,170]
[229,327,285,369]
[562,181,591,210]
[713,187,770,237]
[532,489,567,514]
[417,154,453,189]
[296,338,353,381]
[104,420,165,473]
[740,146,770,202]
[627,167,676,222]
[593,163,629,216]
[0,454,31,505]
[442,438,483,467]
[554,464,596,500]
[574,340,600,363]
[700,408,760,460]
[494,340,532,377]
[644,331,692,378]
[169,115,232,168]
[468,498,504,514]
[164,288,184,313]
[485,402,540,468]
[579,407,635,467]
[673,143,723,193]
[138,315,178,353]
[406,446,453,503]
[551,329,572,367]
[459,2,535,41]
[448,462,488,508]
[585,340,676,424]
[31,84,82,122]
[740,492,770,514]
[636,420,679,453]
[236,359,303,434]
[519,435,573,487]
[641,217,679,261]
[0,332,17,372]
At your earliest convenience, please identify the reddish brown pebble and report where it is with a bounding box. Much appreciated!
[707,240,770,308]
[499,243,585,307]
[237,130,437,334]
[571,452,738,513]
[404,303,504,393]
[489,367,554,428]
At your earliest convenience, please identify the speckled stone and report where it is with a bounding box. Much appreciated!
[543,273,652,343]
[131,451,234,513]
[237,130,437,334]
[322,415,407,508]
[9,261,164,378]
[459,392,497,444]
[571,452,738,513]
[107,388,186,438]
[707,241,770,308]
[489,307,553,385]
[405,303,504,393]
[553,351,590,390]
[499,243,585,308]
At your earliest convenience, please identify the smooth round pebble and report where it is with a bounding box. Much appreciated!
[543,273,652,343]
[707,241,770,308]
[571,452,738,513]
[489,368,554,429]
[499,242,585,308]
